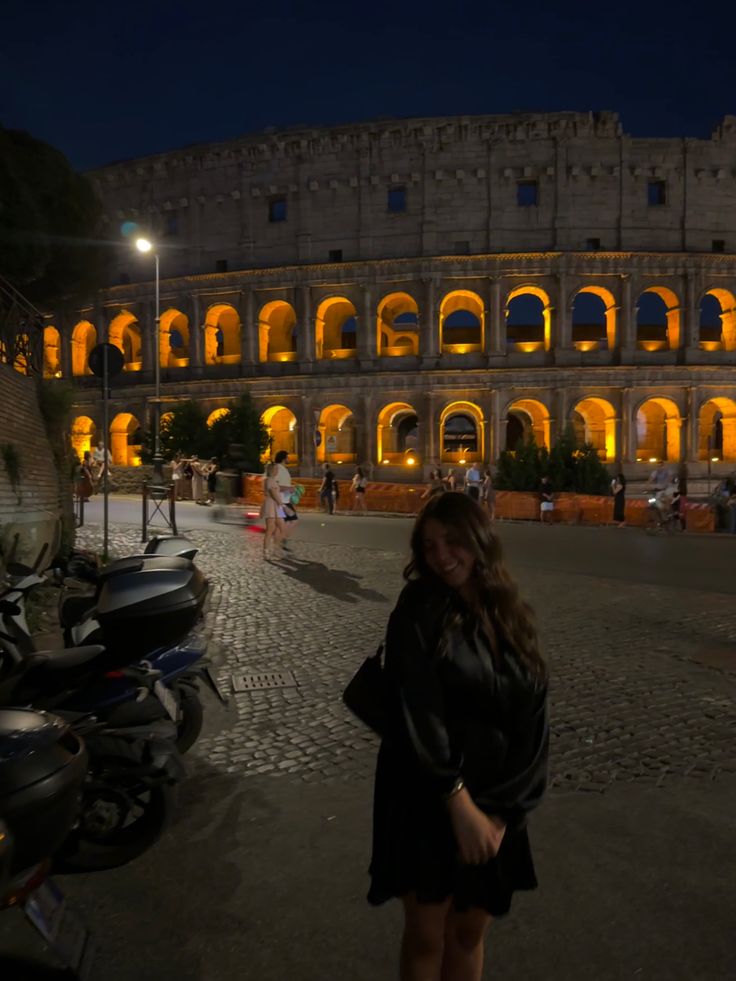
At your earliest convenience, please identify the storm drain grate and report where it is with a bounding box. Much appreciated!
[231,671,298,692]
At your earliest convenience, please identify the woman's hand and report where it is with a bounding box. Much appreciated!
[447,788,506,865]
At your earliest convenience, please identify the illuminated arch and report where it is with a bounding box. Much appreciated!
[159,309,190,367]
[698,396,736,462]
[376,401,419,465]
[43,326,62,378]
[160,411,174,429]
[700,288,736,352]
[260,405,298,462]
[635,397,681,462]
[204,304,241,365]
[315,297,357,360]
[316,403,356,463]
[504,398,550,451]
[258,300,298,363]
[571,397,616,461]
[71,320,97,376]
[439,290,483,353]
[506,285,552,352]
[109,412,143,466]
[636,287,681,351]
[572,286,617,351]
[108,311,143,371]
[377,292,419,357]
[440,401,484,463]
[71,415,96,459]
[206,407,231,428]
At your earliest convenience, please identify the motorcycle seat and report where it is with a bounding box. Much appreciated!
[26,645,105,671]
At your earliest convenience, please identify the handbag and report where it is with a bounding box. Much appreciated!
[342,643,387,735]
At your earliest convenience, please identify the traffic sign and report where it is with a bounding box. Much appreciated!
[88,343,124,379]
[314,430,322,447]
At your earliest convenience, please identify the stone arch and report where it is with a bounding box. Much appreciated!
[377,292,419,356]
[71,415,96,460]
[258,300,298,363]
[505,285,552,352]
[159,309,190,367]
[316,403,356,463]
[315,297,358,360]
[43,326,62,378]
[109,412,143,466]
[698,397,736,462]
[108,311,143,371]
[504,398,550,451]
[440,401,483,463]
[204,303,241,365]
[261,405,298,462]
[635,397,681,462]
[376,401,419,465]
[206,407,231,427]
[439,290,483,353]
[71,320,97,376]
[571,286,617,351]
[700,288,736,352]
[636,287,681,351]
[571,397,616,461]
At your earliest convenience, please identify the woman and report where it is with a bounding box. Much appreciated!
[171,453,185,501]
[369,493,548,981]
[261,463,286,558]
[480,469,496,520]
[421,470,445,501]
[351,466,368,514]
[190,455,206,505]
[444,469,457,492]
[206,457,218,504]
[78,451,95,502]
[611,472,626,527]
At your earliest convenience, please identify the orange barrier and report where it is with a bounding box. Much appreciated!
[241,475,717,533]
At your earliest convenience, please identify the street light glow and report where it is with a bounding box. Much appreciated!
[136,237,153,253]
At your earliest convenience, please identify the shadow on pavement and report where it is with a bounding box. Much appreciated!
[275,556,388,604]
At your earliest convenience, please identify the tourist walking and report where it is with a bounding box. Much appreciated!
[171,453,186,500]
[480,469,496,520]
[445,468,458,492]
[539,475,554,524]
[261,463,286,558]
[190,455,206,504]
[320,463,336,514]
[351,466,368,513]
[273,450,298,546]
[464,462,482,501]
[367,493,549,980]
[611,472,626,526]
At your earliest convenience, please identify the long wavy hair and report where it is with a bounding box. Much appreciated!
[405,493,546,680]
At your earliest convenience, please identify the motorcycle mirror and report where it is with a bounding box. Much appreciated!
[0,601,21,616]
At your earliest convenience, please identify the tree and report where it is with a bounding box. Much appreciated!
[140,401,210,463]
[0,127,107,307]
[495,437,547,491]
[208,393,270,471]
[494,425,610,493]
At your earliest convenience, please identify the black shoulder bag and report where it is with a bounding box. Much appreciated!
[342,643,387,736]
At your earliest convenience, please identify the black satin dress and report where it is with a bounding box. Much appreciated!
[368,579,549,916]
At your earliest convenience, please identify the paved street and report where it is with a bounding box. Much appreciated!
[4,509,736,979]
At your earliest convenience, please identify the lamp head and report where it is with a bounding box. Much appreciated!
[135,238,153,253]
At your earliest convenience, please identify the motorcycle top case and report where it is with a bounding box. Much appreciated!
[94,556,208,657]
[0,709,87,873]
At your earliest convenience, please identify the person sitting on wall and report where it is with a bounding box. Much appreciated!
[92,441,112,483]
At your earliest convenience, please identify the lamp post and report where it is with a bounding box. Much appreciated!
[135,238,164,483]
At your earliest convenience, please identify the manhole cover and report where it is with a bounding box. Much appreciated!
[231,671,298,692]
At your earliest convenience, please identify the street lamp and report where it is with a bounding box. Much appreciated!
[135,237,164,483]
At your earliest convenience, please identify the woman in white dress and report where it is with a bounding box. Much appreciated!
[261,463,286,558]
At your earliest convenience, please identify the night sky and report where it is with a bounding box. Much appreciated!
[2,0,734,172]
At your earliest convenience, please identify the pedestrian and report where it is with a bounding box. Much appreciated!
[539,474,554,524]
[368,492,549,979]
[611,472,626,527]
[206,457,218,504]
[351,466,368,514]
[320,463,336,514]
[261,463,286,558]
[78,451,95,502]
[464,461,482,501]
[480,469,496,520]
[92,441,112,485]
[728,480,736,535]
[445,468,457,492]
[190,455,206,505]
[421,469,445,501]
[273,449,298,548]
[171,452,185,500]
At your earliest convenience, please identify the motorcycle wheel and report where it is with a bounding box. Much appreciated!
[54,740,175,873]
[175,686,204,754]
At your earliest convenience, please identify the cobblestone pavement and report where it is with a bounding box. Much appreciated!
[76,522,736,796]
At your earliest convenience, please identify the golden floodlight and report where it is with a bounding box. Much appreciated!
[135,237,153,253]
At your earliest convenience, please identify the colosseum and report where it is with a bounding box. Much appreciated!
[43,110,736,480]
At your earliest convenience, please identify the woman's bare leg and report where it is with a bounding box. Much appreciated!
[400,893,451,981]
[441,907,491,981]
[263,518,275,556]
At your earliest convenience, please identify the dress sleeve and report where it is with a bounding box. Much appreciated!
[384,601,462,796]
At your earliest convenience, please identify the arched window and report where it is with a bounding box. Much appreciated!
[377,293,420,356]
[261,406,298,462]
[505,286,551,352]
[571,397,616,460]
[698,398,736,461]
[71,415,96,459]
[43,326,62,378]
[258,301,298,362]
[636,288,680,351]
[204,304,241,365]
[571,287,616,351]
[376,402,419,464]
[71,321,97,376]
[315,298,358,360]
[439,291,483,353]
[635,398,681,462]
[160,309,190,367]
[109,412,143,466]
[316,404,356,463]
[700,290,736,352]
[504,399,550,451]
[108,311,143,371]
[440,402,483,462]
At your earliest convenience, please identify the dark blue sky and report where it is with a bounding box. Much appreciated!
[2,0,733,171]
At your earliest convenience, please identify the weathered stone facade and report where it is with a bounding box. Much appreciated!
[44,112,736,480]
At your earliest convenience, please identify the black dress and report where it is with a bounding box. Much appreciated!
[368,579,549,916]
